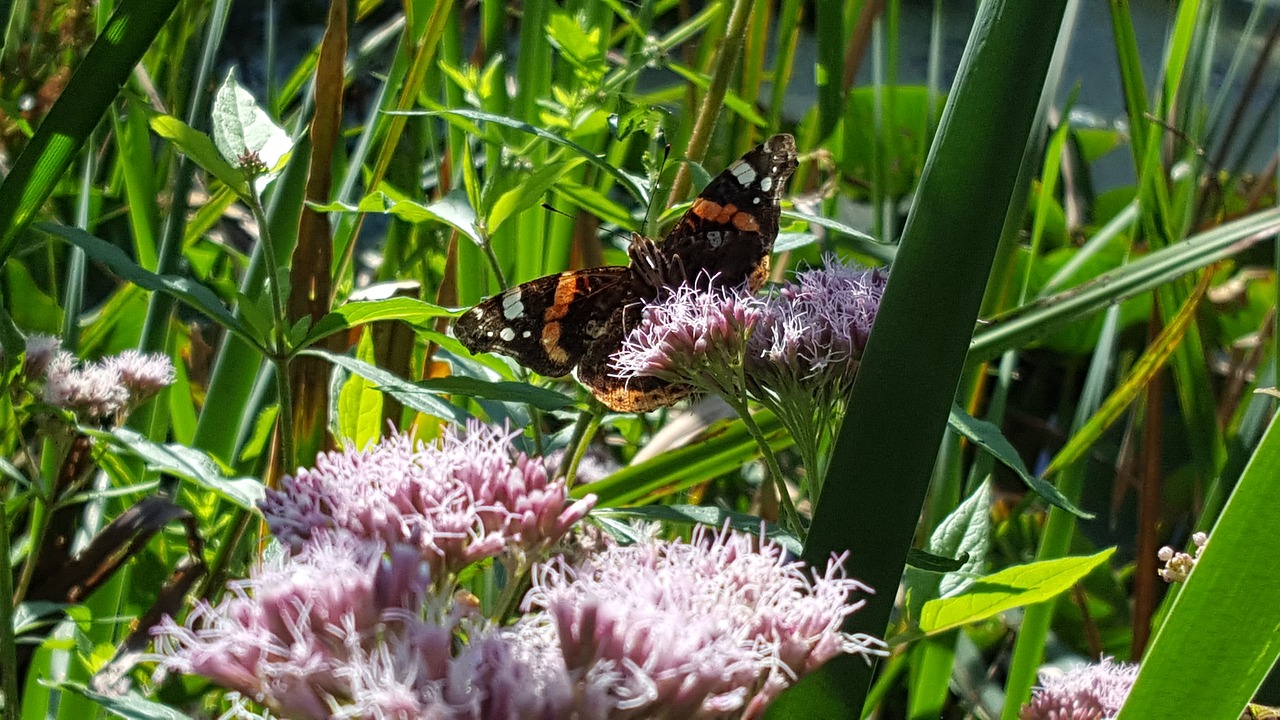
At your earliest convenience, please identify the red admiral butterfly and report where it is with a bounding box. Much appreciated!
[453,134,798,412]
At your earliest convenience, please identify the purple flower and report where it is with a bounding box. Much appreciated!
[520,524,886,719]
[41,352,130,420]
[22,334,61,379]
[151,535,396,719]
[611,280,764,397]
[744,256,886,492]
[746,255,885,387]
[102,350,176,400]
[260,421,597,578]
[152,534,562,720]
[1020,657,1139,720]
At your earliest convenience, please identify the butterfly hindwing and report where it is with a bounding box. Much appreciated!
[453,267,633,378]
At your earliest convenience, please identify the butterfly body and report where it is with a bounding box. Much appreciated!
[454,134,798,412]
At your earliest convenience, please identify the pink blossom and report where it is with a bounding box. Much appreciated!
[521,524,886,719]
[1020,657,1139,720]
[260,421,596,577]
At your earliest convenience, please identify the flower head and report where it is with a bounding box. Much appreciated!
[747,255,885,388]
[1157,531,1207,583]
[260,420,596,578]
[1020,657,1139,720]
[22,334,61,379]
[521,524,886,718]
[611,279,764,397]
[102,350,176,401]
[41,353,130,420]
[743,256,886,492]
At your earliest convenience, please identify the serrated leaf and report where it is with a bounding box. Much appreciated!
[89,427,265,510]
[149,114,248,197]
[948,404,1090,518]
[210,68,292,173]
[919,548,1114,634]
[595,505,802,555]
[933,480,993,597]
[302,349,470,424]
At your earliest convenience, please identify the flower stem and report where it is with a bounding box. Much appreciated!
[725,397,803,538]
[0,472,18,720]
[246,193,295,471]
[558,402,604,485]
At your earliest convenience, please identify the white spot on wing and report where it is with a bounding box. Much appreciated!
[730,161,756,185]
[501,289,524,320]
[522,330,532,338]
[499,328,516,342]
[760,176,773,192]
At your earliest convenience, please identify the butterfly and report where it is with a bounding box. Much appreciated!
[453,134,798,412]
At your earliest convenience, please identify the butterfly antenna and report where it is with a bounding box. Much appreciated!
[541,203,631,245]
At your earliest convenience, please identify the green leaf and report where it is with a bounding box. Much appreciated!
[210,68,292,173]
[400,108,648,202]
[54,683,193,720]
[300,297,457,350]
[947,404,1090,518]
[907,480,992,603]
[88,427,265,510]
[417,376,575,411]
[781,209,896,264]
[301,349,470,424]
[36,223,261,349]
[0,0,181,264]
[904,549,968,574]
[1116,413,1280,719]
[574,411,792,507]
[149,114,249,197]
[488,158,585,232]
[594,505,802,555]
[919,548,1114,634]
[336,330,384,449]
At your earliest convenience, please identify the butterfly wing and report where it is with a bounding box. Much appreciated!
[576,300,693,412]
[659,133,798,290]
[453,267,633,378]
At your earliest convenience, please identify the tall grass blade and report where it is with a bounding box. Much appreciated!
[0,0,180,264]
[771,1,1070,714]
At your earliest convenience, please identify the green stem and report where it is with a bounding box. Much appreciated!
[557,403,604,485]
[665,0,757,206]
[199,506,253,602]
[0,472,17,720]
[725,396,803,537]
[246,192,295,470]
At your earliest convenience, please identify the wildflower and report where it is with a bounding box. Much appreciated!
[41,353,130,420]
[745,256,886,493]
[521,524,887,719]
[1019,657,1139,720]
[102,350,176,401]
[260,421,596,579]
[1157,531,1208,583]
[22,333,61,379]
[611,278,765,398]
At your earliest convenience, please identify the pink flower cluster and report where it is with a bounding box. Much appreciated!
[17,335,176,421]
[261,420,596,578]
[521,524,886,719]
[154,421,882,719]
[1020,657,1139,720]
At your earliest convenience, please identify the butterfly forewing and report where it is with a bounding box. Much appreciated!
[453,267,633,378]
[659,134,798,291]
